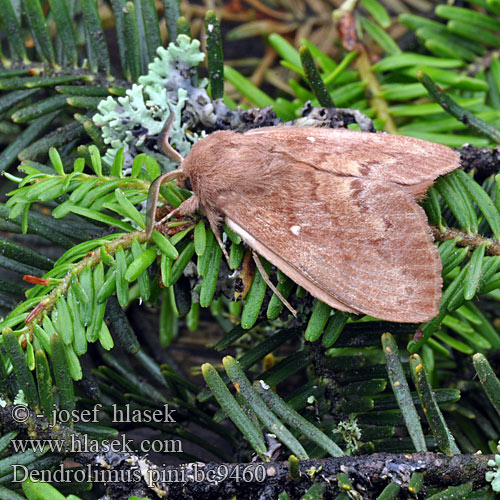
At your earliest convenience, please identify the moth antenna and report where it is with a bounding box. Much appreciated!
[147,107,189,238]
[202,213,232,266]
[252,251,298,318]
[146,170,183,239]
[158,105,184,164]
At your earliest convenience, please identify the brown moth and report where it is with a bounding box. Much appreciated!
[146,125,460,323]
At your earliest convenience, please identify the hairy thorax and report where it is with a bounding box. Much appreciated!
[182,130,286,217]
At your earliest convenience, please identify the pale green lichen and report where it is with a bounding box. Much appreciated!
[13,390,27,406]
[486,442,500,492]
[139,34,205,88]
[306,465,322,479]
[93,35,209,168]
[335,417,362,455]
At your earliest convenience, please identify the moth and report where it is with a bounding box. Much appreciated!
[146,120,460,323]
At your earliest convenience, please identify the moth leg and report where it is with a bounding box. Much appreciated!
[252,251,298,318]
[213,230,231,266]
[168,194,200,219]
[205,213,231,265]
[156,195,200,227]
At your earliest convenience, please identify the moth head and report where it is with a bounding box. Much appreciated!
[175,153,197,191]
[174,168,189,190]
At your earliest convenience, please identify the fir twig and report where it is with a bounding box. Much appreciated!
[431,225,500,255]
[0,402,493,499]
[24,231,148,335]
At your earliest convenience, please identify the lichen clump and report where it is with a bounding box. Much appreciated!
[93,35,210,168]
[486,443,500,492]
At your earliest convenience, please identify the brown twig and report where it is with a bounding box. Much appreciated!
[0,403,493,499]
[460,143,500,184]
[355,50,398,133]
[250,47,278,88]
[431,225,500,256]
[334,6,398,133]
[244,0,294,21]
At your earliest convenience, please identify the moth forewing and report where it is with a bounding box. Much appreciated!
[244,127,459,193]
[221,173,443,323]
[225,217,359,315]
